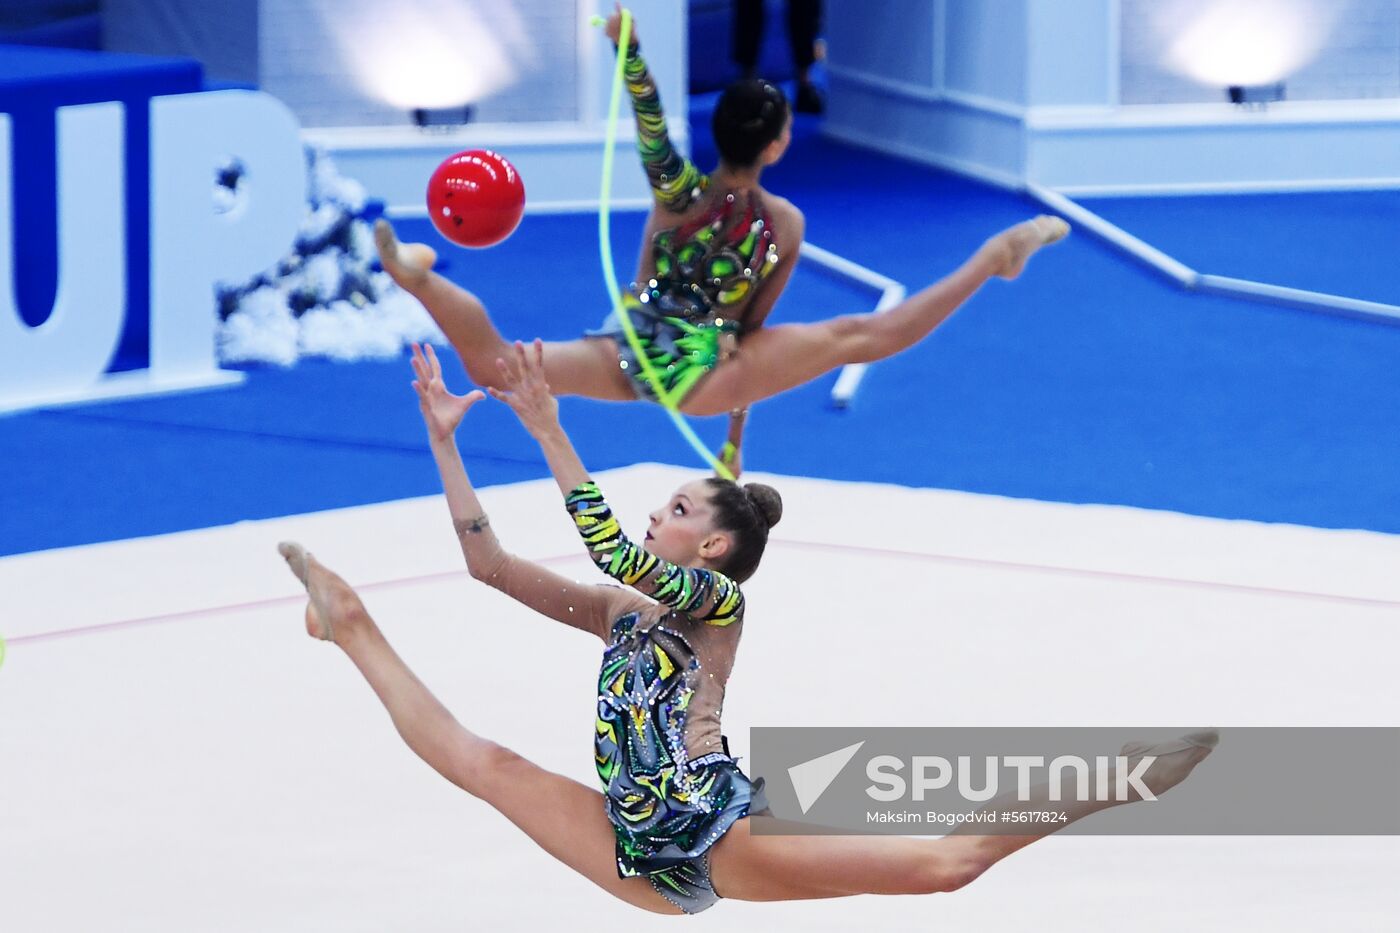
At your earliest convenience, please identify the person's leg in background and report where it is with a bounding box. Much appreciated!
[732,0,767,80]
[787,0,824,113]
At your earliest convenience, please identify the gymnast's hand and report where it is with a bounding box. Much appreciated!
[490,339,561,440]
[604,2,638,48]
[410,342,485,443]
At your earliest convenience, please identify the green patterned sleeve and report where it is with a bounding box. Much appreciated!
[565,481,744,626]
[623,44,707,212]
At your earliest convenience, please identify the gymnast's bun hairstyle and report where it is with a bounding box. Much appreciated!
[712,79,790,168]
[705,478,784,583]
[743,483,783,529]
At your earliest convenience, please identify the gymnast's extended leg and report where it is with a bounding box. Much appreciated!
[375,220,633,400]
[681,215,1070,415]
[277,542,680,915]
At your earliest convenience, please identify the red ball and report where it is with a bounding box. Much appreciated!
[425,149,525,248]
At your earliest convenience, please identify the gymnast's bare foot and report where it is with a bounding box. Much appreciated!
[278,542,366,644]
[1120,729,1219,800]
[374,219,437,291]
[983,215,1071,280]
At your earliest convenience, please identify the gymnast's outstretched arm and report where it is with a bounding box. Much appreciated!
[410,342,618,640]
[491,340,744,626]
[562,480,744,625]
[604,6,706,213]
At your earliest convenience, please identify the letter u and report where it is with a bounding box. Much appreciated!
[0,103,125,403]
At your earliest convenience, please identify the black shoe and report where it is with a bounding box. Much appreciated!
[795,81,824,115]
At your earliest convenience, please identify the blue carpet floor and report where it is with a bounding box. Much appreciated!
[1079,190,1400,306]
[4,116,1400,556]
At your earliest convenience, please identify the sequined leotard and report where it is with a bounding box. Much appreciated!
[586,44,781,403]
[565,481,768,913]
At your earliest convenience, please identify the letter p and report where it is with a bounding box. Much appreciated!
[149,90,306,378]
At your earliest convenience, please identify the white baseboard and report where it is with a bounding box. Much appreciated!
[1,369,247,415]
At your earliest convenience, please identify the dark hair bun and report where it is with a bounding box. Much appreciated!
[743,483,783,529]
[712,80,789,167]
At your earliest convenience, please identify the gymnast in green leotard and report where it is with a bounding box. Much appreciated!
[374,5,1069,474]
[580,32,784,408]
